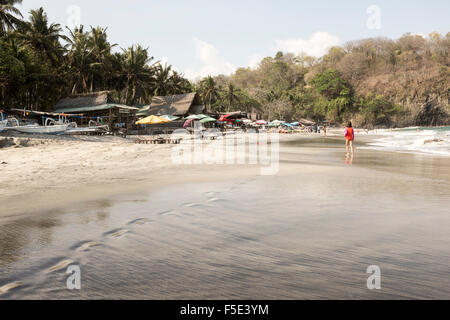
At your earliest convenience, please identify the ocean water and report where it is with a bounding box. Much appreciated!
[362,127,450,156]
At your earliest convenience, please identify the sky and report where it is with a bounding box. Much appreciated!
[18,0,450,80]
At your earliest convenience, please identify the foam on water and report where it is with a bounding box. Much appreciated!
[362,127,450,156]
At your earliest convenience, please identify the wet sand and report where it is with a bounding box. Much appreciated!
[1,135,449,299]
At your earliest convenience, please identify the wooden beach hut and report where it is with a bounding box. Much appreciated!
[53,91,138,129]
[140,93,205,118]
[132,93,205,135]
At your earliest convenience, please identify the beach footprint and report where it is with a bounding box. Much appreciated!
[158,210,180,217]
[47,259,74,273]
[182,202,210,210]
[0,281,23,295]
[75,241,100,252]
[128,218,151,226]
[182,202,198,208]
[107,229,129,239]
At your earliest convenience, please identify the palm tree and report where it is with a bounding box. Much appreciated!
[121,45,156,105]
[169,70,192,94]
[153,64,192,96]
[223,83,240,112]
[88,26,116,91]
[19,7,67,65]
[199,76,220,112]
[66,25,93,93]
[90,27,115,61]
[0,0,23,36]
[153,63,172,96]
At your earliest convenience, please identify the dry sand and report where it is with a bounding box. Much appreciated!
[0,132,268,218]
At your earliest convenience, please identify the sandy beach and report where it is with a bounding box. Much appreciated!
[0,133,262,218]
[1,132,450,299]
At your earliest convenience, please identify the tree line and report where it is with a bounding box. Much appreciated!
[1,1,449,126]
[206,33,449,127]
[0,1,193,111]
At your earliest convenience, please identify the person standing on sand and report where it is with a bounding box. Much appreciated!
[344,122,355,155]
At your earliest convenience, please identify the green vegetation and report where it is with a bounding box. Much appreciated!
[202,34,449,127]
[0,3,192,111]
[0,1,448,127]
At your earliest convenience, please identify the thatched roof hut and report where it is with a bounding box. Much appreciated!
[52,91,138,129]
[53,91,138,114]
[145,93,204,117]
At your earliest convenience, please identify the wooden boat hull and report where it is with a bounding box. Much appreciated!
[0,120,7,132]
[13,124,69,135]
[65,125,109,135]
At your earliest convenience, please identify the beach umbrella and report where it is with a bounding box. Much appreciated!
[187,114,208,120]
[242,119,253,124]
[256,120,267,125]
[200,117,218,124]
[160,115,180,121]
[218,115,236,123]
[218,115,232,122]
[183,118,195,128]
[136,115,171,125]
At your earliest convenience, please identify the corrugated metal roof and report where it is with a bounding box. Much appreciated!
[54,104,138,113]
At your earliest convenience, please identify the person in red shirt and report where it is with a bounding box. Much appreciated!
[344,122,355,155]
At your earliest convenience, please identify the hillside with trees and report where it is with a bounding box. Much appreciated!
[202,34,449,127]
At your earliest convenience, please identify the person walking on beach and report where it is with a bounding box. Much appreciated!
[345,122,355,155]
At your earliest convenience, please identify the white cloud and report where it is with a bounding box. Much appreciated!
[274,32,340,57]
[159,56,169,66]
[182,32,340,80]
[184,38,236,80]
[248,54,264,69]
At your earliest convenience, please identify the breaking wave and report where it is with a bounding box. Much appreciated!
[362,127,450,156]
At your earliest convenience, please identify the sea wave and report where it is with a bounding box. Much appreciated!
[361,127,450,156]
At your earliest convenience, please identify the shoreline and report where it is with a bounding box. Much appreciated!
[0,131,450,300]
[1,133,310,218]
[0,134,262,219]
[1,131,450,299]
[0,131,447,219]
